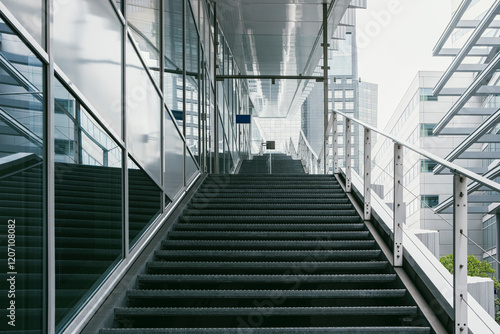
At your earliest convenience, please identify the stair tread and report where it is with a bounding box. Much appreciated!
[115,306,418,316]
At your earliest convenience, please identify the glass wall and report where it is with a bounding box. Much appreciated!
[0,0,251,332]
[0,16,44,333]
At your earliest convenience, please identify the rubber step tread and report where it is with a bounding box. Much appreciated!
[168,231,369,240]
[174,223,366,232]
[147,261,389,271]
[177,217,362,224]
[187,203,353,210]
[154,250,381,261]
[114,306,418,317]
[99,327,430,334]
[161,239,375,250]
[127,289,406,299]
[182,209,357,216]
[137,274,398,284]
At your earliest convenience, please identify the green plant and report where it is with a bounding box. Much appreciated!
[439,254,499,290]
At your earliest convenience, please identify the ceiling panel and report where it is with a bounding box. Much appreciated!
[214,0,351,117]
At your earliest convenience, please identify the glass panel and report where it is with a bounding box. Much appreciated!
[163,0,183,127]
[126,0,161,85]
[0,17,44,333]
[54,0,123,137]
[164,109,184,198]
[185,150,199,184]
[128,157,162,248]
[126,37,162,184]
[2,0,44,47]
[55,95,122,331]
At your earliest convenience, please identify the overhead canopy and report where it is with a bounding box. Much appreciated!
[214,0,352,117]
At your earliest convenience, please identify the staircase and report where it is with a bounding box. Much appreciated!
[0,160,161,332]
[239,153,305,174]
[99,158,432,333]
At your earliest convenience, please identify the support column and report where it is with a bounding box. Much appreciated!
[213,2,219,174]
[393,143,404,267]
[322,3,329,174]
[453,173,468,334]
[182,0,187,184]
[345,118,351,192]
[363,128,371,220]
[332,112,338,174]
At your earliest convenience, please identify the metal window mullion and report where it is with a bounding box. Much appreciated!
[121,2,129,256]
[322,3,329,174]
[364,128,371,220]
[345,118,352,192]
[393,143,404,267]
[182,0,187,185]
[453,173,468,334]
[160,0,166,208]
[213,2,219,174]
[45,0,55,332]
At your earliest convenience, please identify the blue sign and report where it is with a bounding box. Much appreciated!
[236,115,251,124]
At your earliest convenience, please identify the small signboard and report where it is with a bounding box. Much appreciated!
[266,141,275,150]
[236,115,251,124]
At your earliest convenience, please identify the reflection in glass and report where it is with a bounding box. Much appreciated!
[0,17,44,333]
[128,157,162,248]
[164,109,184,198]
[54,0,123,137]
[126,0,161,85]
[2,0,45,47]
[126,38,162,184]
[54,81,122,331]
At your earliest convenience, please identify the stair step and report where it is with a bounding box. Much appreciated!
[154,250,381,261]
[182,209,357,216]
[114,306,418,317]
[190,197,349,204]
[146,261,389,274]
[162,239,375,250]
[178,216,362,224]
[187,203,353,210]
[99,327,431,334]
[137,274,398,285]
[174,223,366,232]
[126,289,406,299]
[168,231,369,240]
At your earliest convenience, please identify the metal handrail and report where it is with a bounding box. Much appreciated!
[294,108,500,334]
[333,109,500,193]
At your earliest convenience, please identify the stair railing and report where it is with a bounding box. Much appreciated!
[295,109,500,334]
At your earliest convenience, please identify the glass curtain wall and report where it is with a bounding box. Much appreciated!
[0,0,251,332]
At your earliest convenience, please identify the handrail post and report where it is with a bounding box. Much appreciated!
[345,118,352,192]
[454,173,468,334]
[332,112,338,174]
[364,128,371,220]
[393,142,404,267]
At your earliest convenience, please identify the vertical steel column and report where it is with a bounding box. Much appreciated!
[393,143,404,267]
[160,0,166,204]
[121,0,129,257]
[213,2,219,173]
[322,3,329,174]
[453,173,468,334]
[363,128,371,220]
[182,0,187,185]
[332,112,338,174]
[45,0,55,331]
[345,118,352,192]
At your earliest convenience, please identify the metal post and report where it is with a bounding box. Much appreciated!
[332,112,338,174]
[213,2,219,173]
[364,128,371,220]
[322,3,329,174]
[453,173,468,334]
[345,118,352,192]
[182,0,187,184]
[393,142,404,267]
[45,0,55,331]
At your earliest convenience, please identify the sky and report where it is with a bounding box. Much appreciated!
[356,0,452,125]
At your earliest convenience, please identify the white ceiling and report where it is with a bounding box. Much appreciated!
[214,0,351,117]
